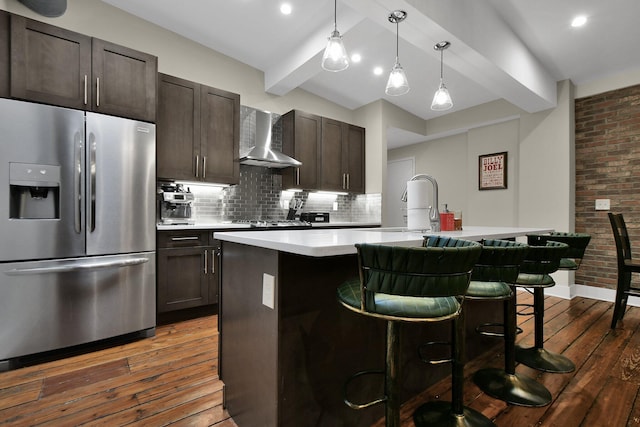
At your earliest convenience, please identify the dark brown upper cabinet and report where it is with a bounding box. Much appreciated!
[282,110,322,190]
[283,110,365,193]
[342,123,365,193]
[157,73,240,185]
[10,14,157,122]
[0,11,10,99]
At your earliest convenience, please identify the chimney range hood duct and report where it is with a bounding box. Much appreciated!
[239,110,301,169]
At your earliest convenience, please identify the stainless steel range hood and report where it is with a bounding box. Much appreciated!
[239,110,301,168]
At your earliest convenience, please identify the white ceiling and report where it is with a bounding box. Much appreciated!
[101,0,640,149]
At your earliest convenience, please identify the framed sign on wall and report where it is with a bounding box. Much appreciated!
[479,151,507,190]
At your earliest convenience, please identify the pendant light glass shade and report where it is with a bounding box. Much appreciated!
[385,10,409,96]
[385,59,409,96]
[431,41,453,111]
[321,0,349,72]
[431,79,453,110]
[322,29,349,72]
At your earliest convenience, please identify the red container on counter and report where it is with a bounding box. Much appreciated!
[440,212,455,231]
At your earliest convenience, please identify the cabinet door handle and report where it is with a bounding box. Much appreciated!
[204,249,208,274]
[96,77,100,107]
[211,250,215,274]
[203,156,207,180]
[83,75,88,105]
[342,173,346,190]
[347,173,350,190]
[296,168,300,186]
[170,236,199,241]
[195,155,199,178]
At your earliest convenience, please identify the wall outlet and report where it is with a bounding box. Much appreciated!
[262,273,275,309]
[333,201,338,211]
[595,199,610,211]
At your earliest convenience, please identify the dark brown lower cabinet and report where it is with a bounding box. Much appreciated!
[157,230,219,313]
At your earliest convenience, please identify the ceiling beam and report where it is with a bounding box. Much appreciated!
[263,6,365,96]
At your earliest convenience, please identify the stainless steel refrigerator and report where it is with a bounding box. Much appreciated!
[0,98,156,370]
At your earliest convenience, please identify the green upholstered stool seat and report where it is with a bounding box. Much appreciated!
[465,280,511,299]
[514,273,556,287]
[337,279,461,320]
[559,258,579,270]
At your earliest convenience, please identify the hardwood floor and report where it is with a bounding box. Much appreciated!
[0,292,637,426]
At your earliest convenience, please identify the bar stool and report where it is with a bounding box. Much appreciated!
[413,236,495,427]
[469,239,552,407]
[514,240,572,373]
[336,239,484,427]
[608,213,640,328]
[527,232,591,271]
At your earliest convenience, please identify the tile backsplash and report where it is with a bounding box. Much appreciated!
[159,106,381,224]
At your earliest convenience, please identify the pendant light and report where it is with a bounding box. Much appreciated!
[385,10,409,96]
[431,41,453,111]
[321,0,349,72]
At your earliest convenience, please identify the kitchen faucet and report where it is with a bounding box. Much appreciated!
[401,174,441,232]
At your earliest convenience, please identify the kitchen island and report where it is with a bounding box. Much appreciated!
[215,226,552,427]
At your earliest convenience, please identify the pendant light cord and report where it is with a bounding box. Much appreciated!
[333,0,337,31]
[395,21,399,60]
[440,48,443,79]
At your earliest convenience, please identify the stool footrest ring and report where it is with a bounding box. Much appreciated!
[516,303,534,316]
[418,341,453,365]
[343,369,386,410]
[475,322,505,338]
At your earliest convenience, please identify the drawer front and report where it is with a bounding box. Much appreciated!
[157,230,209,248]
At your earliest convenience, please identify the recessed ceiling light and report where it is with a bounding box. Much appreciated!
[280,3,292,15]
[571,15,587,27]
[373,67,383,76]
[351,53,362,63]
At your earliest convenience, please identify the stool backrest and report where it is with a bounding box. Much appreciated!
[355,239,481,300]
[472,239,529,284]
[519,241,569,275]
[527,232,591,260]
[608,212,633,266]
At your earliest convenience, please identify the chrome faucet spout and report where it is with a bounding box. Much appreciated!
[401,174,440,232]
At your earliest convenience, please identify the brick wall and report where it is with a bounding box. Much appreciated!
[575,84,640,289]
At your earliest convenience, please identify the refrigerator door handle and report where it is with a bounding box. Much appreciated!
[5,257,149,276]
[74,130,83,234]
[89,133,97,232]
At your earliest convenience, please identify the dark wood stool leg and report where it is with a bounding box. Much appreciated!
[515,287,575,373]
[612,271,630,328]
[386,321,400,427]
[414,308,496,426]
[473,291,552,406]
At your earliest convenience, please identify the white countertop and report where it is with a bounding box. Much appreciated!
[156,221,380,231]
[214,226,554,257]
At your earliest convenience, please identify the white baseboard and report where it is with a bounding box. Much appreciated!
[544,284,640,308]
